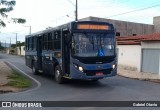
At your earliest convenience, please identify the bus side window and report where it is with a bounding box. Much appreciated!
[25,38,28,50]
[42,34,48,50]
[54,31,61,50]
[48,32,53,50]
[33,37,37,51]
[31,37,34,50]
[28,37,32,50]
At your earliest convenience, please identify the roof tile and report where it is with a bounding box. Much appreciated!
[117,33,160,45]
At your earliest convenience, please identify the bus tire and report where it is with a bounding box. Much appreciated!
[32,62,38,75]
[54,65,64,84]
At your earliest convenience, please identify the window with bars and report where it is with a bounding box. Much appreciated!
[53,31,61,50]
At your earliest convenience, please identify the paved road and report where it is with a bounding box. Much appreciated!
[0,53,160,110]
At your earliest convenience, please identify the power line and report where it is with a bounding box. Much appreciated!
[100,0,129,8]
[79,0,129,9]
[66,0,78,21]
[66,0,75,6]
[106,4,160,18]
[49,12,74,23]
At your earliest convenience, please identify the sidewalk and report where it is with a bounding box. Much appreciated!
[118,65,160,82]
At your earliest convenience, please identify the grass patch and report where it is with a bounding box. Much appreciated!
[7,70,32,88]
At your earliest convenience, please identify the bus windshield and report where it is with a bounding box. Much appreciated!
[71,33,115,57]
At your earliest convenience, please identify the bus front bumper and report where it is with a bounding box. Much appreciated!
[70,66,117,80]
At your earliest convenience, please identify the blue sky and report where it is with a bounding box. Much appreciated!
[0,0,160,44]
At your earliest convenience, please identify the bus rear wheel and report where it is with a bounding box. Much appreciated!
[54,65,64,84]
[32,62,38,75]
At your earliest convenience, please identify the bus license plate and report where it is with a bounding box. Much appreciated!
[96,72,103,76]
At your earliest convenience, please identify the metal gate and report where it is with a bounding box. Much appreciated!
[141,49,160,74]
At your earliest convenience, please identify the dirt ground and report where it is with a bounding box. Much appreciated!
[0,61,21,93]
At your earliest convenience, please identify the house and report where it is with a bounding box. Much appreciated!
[117,33,160,75]
[6,46,25,56]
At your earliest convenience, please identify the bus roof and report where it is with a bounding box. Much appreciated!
[25,21,114,38]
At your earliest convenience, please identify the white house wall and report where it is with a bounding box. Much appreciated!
[21,46,25,56]
[15,46,25,56]
[117,45,141,71]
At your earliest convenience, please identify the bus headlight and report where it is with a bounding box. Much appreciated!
[78,66,83,72]
[112,64,116,69]
[73,63,84,72]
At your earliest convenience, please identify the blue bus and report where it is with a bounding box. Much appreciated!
[25,21,117,83]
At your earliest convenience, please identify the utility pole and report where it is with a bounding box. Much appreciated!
[24,25,31,35]
[9,37,11,54]
[29,26,31,35]
[75,0,78,21]
[16,33,17,47]
[67,0,78,21]
[2,40,6,53]
[13,33,18,47]
[7,37,11,54]
[7,37,11,47]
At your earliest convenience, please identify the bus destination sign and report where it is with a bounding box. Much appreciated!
[77,24,109,30]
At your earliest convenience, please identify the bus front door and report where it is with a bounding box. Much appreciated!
[62,29,70,76]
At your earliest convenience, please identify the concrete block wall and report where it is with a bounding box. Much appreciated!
[153,16,160,32]
[81,16,155,36]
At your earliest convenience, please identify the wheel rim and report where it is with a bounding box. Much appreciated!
[55,69,60,81]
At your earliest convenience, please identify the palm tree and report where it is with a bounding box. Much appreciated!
[0,0,26,27]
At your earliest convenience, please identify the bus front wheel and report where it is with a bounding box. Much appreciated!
[54,65,64,84]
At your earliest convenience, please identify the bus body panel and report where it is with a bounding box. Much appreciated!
[25,51,37,68]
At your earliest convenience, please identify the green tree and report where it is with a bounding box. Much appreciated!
[0,0,26,27]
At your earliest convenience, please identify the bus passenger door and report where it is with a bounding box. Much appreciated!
[62,29,71,76]
[37,36,42,70]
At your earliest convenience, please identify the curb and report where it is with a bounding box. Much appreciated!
[118,74,160,83]
[4,61,41,93]
[0,90,12,94]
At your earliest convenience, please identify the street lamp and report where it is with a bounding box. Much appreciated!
[66,14,74,20]
[24,25,31,35]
